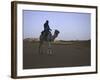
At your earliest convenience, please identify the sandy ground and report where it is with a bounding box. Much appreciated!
[23,41,91,69]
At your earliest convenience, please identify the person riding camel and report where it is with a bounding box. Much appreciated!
[43,20,52,37]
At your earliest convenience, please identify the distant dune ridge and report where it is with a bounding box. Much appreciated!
[23,38,39,42]
[23,38,90,45]
[24,38,90,41]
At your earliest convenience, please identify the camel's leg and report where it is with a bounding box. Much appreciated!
[38,42,41,54]
[47,42,52,54]
[39,41,43,54]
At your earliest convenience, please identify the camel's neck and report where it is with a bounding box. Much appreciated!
[52,33,58,41]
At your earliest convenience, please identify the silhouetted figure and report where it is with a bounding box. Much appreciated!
[44,20,51,32]
[39,20,60,54]
[42,20,52,39]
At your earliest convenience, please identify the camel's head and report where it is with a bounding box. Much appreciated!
[54,30,60,38]
[51,29,60,41]
[55,29,60,35]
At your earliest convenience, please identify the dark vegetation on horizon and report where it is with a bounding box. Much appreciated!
[23,38,90,45]
[23,38,90,42]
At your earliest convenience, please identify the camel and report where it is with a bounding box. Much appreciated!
[39,30,60,54]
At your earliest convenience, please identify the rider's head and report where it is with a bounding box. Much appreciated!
[46,20,49,24]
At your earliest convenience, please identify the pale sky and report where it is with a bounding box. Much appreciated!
[23,10,91,41]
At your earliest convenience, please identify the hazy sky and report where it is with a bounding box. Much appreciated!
[23,10,91,40]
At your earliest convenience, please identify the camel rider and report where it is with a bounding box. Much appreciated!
[43,20,52,37]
